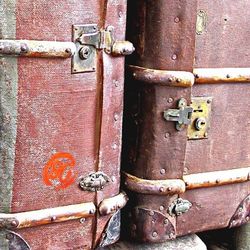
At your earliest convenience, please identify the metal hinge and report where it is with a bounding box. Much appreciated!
[163,98,193,131]
[72,24,134,73]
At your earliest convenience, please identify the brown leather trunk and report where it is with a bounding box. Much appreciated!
[0,0,130,249]
[123,0,250,243]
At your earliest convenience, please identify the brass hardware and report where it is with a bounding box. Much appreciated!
[187,96,212,139]
[99,192,129,216]
[168,198,192,217]
[73,24,134,73]
[79,171,110,192]
[196,10,207,35]
[163,98,193,131]
[0,202,96,230]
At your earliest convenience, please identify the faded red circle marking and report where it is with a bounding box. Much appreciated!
[43,152,76,190]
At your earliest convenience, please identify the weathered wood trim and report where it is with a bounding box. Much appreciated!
[0,202,96,230]
[129,65,250,86]
[183,167,250,189]
[124,167,250,194]
[128,65,195,87]
[123,172,186,195]
[0,40,75,58]
[99,192,129,216]
[194,68,250,84]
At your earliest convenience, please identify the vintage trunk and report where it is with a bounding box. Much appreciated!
[0,0,133,249]
[123,0,250,243]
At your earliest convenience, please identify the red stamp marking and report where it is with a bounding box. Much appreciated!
[43,152,76,190]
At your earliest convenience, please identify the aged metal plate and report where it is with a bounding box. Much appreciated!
[72,24,97,73]
[196,10,207,35]
[98,211,121,247]
[229,194,250,228]
[187,96,212,140]
[131,207,176,243]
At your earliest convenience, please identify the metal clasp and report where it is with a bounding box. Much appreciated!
[163,98,193,131]
[73,24,134,73]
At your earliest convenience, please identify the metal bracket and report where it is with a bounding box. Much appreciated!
[79,171,110,192]
[168,198,192,217]
[187,96,212,139]
[163,98,193,131]
[72,24,134,73]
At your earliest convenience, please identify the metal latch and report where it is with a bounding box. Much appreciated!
[163,98,193,131]
[0,24,134,74]
[79,171,110,192]
[72,24,134,73]
[168,198,192,217]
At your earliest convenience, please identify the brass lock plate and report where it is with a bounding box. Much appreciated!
[187,96,212,140]
[72,24,98,73]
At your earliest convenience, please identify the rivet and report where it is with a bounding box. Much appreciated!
[238,207,243,212]
[149,211,154,216]
[226,74,230,78]
[118,11,123,18]
[168,77,174,82]
[111,176,116,182]
[174,17,180,23]
[246,216,249,221]
[167,187,172,191]
[20,44,27,52]
[164,219,169,224]
[160,169,166,175]
[152,231,158,237]
[168,97,174,103]
[170,233,175,238]
[171,54,177,60]
[159,206,164,211]
[204,132,208,137]
[194,74,199,79]
[216,179,220,184]
[89,209,95,214]
[80,218,86,224]
[51,216,57,222]
[114,113,119,121]
[65,48,71,54]
[11,220,18,227]
[114,80,119,87]
[159,187,164,192]
[176,78,181,83]
[207,99,211,104]
[165,132,170,138]
[132,224,137,230]
[112,143,118,150]
[79,46,91,60]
